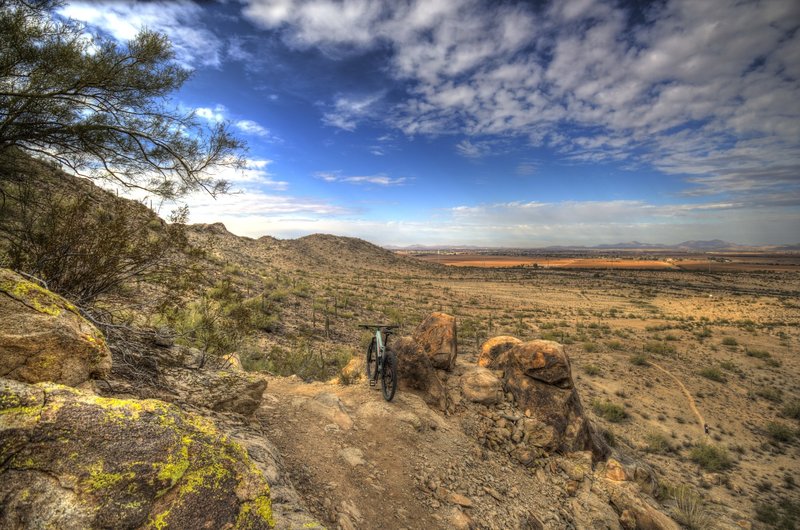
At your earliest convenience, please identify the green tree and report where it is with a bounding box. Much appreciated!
[0,0,243,198]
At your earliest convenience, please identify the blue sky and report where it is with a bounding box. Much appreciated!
[60,0,800,246]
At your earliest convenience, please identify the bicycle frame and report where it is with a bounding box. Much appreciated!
[375,329,385,366]
[360,323,399,401]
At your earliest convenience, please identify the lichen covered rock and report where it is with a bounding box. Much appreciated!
[0,378,274,529]
[412,312,458,371]
[0,269,111,386]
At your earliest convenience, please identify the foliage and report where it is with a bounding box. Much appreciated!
[755,498,800,529]
[765,421,796,444]
[0,0,243,199]
[591,400,628,422]
[629,354,649,366]
[782,400,800,421]
[689,443,733,471]
[583,364,601,376]
[0,168,193,305]
[643,341,676,355]
[162,280,281,367]
[666,484,714,530]
[698,367,726,382]
[644,431,671,453]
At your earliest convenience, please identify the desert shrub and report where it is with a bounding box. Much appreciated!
[592,400,628,422]
[668,484,714,530]
[629,354,649,366]
[782,400,800,421]
[584,364,602,376]
[766,421,796,443]
[0,170,192,306]
[644,341,676,355]
[645,431,671,453]
[582,342,598,352]
[261,342,349,381]
[746,348,771,359]
[756,387,784,403]
[607,340,623,350]
[599,428,617,447]
[721,336,738,347]
[755,498,800,529]
[698,367,727,382]
[689,443,733,471]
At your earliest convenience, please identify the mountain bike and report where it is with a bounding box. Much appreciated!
[359,324,399,402]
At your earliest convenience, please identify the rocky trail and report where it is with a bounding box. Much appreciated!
[1,272,688,530]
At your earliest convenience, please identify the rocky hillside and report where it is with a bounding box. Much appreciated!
[1,267,686,529]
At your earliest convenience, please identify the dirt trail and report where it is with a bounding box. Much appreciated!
[648,361,706,433]
[255,371,574,530]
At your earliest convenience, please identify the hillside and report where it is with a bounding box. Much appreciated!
[2,171,799,529]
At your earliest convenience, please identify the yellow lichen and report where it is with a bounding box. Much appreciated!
[148,510,170,530]
[85,462,134,491]
[1,277,64,316]
[155,436,191,494]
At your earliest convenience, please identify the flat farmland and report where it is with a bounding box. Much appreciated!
[413,251,800,272]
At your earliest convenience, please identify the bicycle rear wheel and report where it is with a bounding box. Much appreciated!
[366,338,377,382]
[381,348,398,402]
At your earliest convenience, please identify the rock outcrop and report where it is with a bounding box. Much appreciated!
[0,269,111,387]
[394,336,449,411]
[161,367,268,417]
[413,312,458,371]
[477,335,521,368]
[481,338,607,456]
[460,366,504,405]
[0,378,275,529]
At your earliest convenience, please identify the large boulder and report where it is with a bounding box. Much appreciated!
[161,367,268,417]
[0,378,275,529]
[0,269,111,386]
[394,336,448,411]
[460,366,504,405]
[487,339,606,456]
[413,312,458,371]
[477,335,521,368]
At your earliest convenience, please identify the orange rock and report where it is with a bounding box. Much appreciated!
[413,312,458,371]
[478,335,522,368]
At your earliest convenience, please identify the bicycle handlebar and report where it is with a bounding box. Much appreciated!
[358,324,400,330]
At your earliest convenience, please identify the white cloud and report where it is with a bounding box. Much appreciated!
[60,1,223,68]
[241,0,800,199]
[201,158,289,190]
[195,105,227,123]
[321,93,383,131]
[314,171,406,186]
[195,105,281,143]
[183,196,798,246]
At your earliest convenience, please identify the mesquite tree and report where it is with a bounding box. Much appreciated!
[0,0,243,198]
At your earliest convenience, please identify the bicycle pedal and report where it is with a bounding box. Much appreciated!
[369,380,376,387]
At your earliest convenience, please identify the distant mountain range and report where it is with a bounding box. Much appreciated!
[388,240,800,252]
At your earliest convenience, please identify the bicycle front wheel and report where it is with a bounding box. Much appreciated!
[366,338,377,381]
[381,348,398,402]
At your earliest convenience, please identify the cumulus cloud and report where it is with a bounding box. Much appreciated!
[241,0,800,199]
[60,1,223,67]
